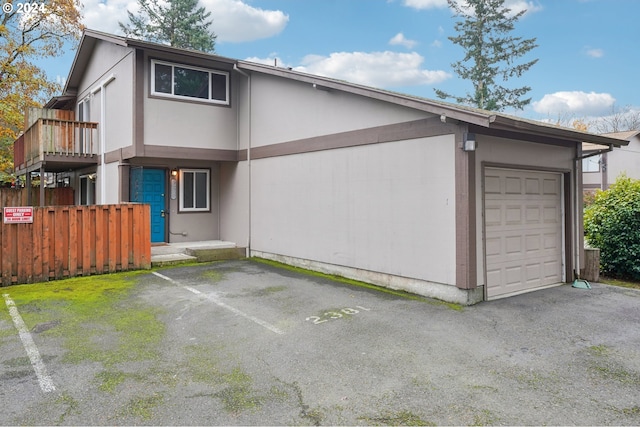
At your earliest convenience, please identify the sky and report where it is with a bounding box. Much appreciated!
[41,0,640,125]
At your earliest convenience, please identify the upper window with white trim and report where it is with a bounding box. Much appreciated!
[151,59,229,105]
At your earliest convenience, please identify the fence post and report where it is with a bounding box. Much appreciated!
[583,248,600,282]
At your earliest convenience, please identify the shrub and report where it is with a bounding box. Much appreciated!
[584,175,640,281]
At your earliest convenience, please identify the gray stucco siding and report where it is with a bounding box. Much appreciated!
[142,54,238,151]
[249,73,430,148]
[250,134,457,286]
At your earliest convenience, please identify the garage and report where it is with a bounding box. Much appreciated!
[484,167,565,299]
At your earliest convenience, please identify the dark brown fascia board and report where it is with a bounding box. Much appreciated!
[235,61,495,128]
[490,115,630,147]
[63,30,130,95]
[125,39,236,66]
[142,145,238,161]
[64,29,235,95]
[236,61,634,149]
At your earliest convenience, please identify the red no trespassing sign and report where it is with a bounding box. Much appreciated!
[3,207,34,224]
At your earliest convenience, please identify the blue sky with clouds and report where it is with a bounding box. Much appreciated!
[42,0,639,124]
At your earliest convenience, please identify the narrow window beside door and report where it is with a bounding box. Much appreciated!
[179,169,210,212]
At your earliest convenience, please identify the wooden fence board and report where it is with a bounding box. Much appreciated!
[2,222,13,285]
[108,205,117,272]
[32,208,43,280]
[68,208,78,277]
[42,209,51,281]
[121,205,130,270]
[82,208,92,276]
[0,204,150,286]
[95,207,104,274]
[16,224,32,283]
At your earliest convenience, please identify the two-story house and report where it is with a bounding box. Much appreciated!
[13,29,629,303]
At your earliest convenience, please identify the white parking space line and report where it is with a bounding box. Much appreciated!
[152,272,284,335]
[3,294,56,393]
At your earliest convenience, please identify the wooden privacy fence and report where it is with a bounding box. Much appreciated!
[0,187,74,207]
[0,204,151,286]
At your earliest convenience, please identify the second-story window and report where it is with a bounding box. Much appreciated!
[151,60,229,105]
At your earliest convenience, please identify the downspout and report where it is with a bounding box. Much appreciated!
[233,64,252,254]
[91,73,116,204]
[573,144,614,284]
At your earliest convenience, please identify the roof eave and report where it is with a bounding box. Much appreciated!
[236,61,495,128]
[490,115,630,147]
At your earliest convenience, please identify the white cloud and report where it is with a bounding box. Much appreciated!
[201,0,289,42]
[431,39,442,48]
[403,0,542,16]
[83,0,134,34]
[585,47,604,58]
[402,0,448,9]
[81,0,288,43]
[294,51,451,88]
[533,91,616,116]
[389,33,418,49]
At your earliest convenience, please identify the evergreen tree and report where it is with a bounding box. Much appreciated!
[435,0,538,111]
[120,0,216,53]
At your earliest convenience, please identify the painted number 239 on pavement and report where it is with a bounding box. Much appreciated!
[306,306,370,325]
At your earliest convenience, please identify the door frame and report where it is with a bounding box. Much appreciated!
[130,167,168,243]
[481,163,572,300]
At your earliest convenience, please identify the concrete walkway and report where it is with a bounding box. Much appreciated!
[150,240,238,266]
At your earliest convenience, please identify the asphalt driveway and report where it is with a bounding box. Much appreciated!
[1,259,639,425]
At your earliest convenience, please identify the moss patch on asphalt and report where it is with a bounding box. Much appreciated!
[121,393,164,420]
[184,344,266,414]
[2,272,165,367]
[251,258,463,311]
[359,410,435,426]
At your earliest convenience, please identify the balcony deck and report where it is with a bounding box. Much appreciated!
[14,113,99,175]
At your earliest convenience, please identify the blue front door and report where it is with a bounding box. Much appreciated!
[130,168,166,243]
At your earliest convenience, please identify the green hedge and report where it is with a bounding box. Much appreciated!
[584,175,640,281]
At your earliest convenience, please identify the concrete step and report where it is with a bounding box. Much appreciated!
[185,247,246,262]
[151,253,198,267]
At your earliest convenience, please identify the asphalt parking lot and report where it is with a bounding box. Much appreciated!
[1,259,640,425]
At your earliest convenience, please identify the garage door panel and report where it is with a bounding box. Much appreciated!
[543,178,560,195]
[525,263,542,282]
[505,177,522,193]
[525,234,541,253]
[485,205,502,226]
[525,178,540,194]
[525,206,541,223]
[506,206,522,224]
[484,168,564,299]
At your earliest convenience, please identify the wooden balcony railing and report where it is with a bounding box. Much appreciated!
[14,117,99,171]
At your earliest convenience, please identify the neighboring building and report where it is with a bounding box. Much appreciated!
[13,29,628,304]
[583,130,640,193]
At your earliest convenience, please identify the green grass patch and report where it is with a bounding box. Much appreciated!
[121,393,164,420]
[251,257,462,311]
[94,370,128,393]
[359,410,435,426]
[2,271,165,368]
[587,344,611,357]
[200,269,225,282]
[472,409,501,426]
[600,277,640,290]
[56,392,80,424]
[184,345,265,413]
[214,367,263,413]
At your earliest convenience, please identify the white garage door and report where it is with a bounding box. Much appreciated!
[484,168,564,299]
